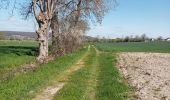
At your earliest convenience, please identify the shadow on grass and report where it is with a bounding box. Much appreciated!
[0,46,38,56]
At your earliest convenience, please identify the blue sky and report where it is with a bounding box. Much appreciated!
[0,0,170,38]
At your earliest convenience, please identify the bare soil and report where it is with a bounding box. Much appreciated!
[118,52,170,100]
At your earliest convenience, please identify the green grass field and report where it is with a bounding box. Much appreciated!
[0,40,38,80]
[4,40,170,99]
[96,53,131,100]
[95,42,170,53]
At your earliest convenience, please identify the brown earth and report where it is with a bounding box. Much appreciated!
[118,52,170,100]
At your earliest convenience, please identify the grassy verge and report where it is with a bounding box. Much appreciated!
[0,47,87,100]
[53,47,97,100]
[0,54,35,76]
[96,52,131,100]
[0,40,37,77]
[95,42,170,53]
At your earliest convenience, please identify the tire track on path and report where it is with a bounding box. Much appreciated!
[81,47,100,100]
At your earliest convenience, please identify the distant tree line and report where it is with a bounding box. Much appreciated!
[113,34,150,42]
[88,34,169,43]
[0,32,5,40]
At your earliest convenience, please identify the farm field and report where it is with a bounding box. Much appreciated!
[118,52,170,100]
[0,40,170,100]
[0,40,38,81]
[95,42,170,53]
[0,0,169,100]
[95,42,170,100]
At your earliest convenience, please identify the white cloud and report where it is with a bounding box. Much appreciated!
[0,16,35,32]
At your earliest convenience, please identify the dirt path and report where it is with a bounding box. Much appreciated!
[33,46,90,100]
[118,52,170,100]
[81,47,99,100]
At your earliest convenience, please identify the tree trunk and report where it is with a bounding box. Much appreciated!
[37,21,49,63]
[51,12,65,57]
[51,31,65,57]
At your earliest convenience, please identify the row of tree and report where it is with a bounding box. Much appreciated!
[0,0,117,63]
[88,34,166,43]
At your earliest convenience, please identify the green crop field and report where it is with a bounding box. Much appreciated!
[0,40,38,79]
[94,42,170,53]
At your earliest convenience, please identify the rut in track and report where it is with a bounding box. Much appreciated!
[81,47,100,100]
[54,46,100,100]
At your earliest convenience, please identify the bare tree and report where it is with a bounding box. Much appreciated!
[15,0,61,62]
[31,0,53,62]
[157,36,163,41]
[0,0,54,62]
[50,0,117,56]
[51,15,89,55]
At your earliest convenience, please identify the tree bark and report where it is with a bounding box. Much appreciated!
[36,21,49,63]
[51,31,65,57]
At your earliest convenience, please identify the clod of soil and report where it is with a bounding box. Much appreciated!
[118,52,170,100]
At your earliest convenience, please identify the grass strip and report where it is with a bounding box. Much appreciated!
[0,47,87,100]
[0,54,35,77]
[53,47,97,100]
[96,52,131,100]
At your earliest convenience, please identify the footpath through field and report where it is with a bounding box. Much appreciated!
[53,45,98,100]
[53,46,130,100]
[33,45,91,100]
